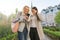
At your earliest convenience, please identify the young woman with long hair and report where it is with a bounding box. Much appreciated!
[29,7,44,40]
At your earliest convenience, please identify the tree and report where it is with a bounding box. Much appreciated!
[8,8,18,25]
[0,13,7,25]
[15,8,18,14]
[55,11,60,26]
[8,13,16,24]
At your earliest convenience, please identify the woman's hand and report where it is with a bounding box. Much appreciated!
[24,15,29,20]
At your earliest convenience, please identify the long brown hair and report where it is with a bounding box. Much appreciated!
[32,7,40,21]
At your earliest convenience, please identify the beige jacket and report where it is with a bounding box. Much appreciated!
[15,12,29,32]
[37,13,45,40]
[28,13,44,40]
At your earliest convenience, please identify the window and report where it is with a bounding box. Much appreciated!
[57,5,60,10]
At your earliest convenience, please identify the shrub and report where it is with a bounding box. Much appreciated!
[44,29,60,38]
[43,27,60,31]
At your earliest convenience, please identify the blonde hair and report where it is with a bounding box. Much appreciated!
[23,6,29,9]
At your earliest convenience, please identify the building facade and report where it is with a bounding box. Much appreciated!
[41,4,60,26]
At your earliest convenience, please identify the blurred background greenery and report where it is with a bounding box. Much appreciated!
[0,9,18,40]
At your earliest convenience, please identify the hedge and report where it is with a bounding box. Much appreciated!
[43,29,60,38]
[43,27,60,31]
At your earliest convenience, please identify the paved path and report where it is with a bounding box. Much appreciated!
[28,34,53,40]
[44,34,53,40]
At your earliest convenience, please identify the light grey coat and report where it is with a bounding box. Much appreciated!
[15,12,29,32]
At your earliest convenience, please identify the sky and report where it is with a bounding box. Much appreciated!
[0,0,60,16]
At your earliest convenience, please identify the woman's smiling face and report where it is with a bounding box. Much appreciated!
[32,9,37,15]
[23,6,29,14]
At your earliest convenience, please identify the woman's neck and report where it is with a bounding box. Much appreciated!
[32,14,36,16]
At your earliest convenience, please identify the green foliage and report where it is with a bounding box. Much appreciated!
[44,29,60,38]
[8,13,16,23]
[43,27,60,31]
[43,26,60,40]
[0,8,19,40]
[0,25,18,40]
[55,11,60,24]
[16,8,18,14]
[0,13,7,25]
[0,33,17,40]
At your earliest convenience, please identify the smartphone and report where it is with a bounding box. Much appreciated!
[27,14,30,17]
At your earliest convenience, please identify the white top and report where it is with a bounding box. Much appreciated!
[30,15,37,27]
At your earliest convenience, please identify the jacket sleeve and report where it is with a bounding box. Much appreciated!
[26,15,31,22]
[13,12,24,23]
[17,12,25,22]
[37,13,43,21]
